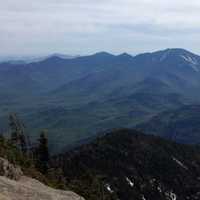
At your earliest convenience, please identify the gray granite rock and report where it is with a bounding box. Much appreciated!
[0,157,85,200]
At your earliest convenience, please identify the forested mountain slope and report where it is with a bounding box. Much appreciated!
[1,48,200,151]
[136,105,200,144]
[52,129,200,200]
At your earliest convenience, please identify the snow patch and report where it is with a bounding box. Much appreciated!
[126,177,134,187]
[172,157,188,170]
[181,55,199,72]
[105,184,114,193]
[150,178,156,185]
[141,195,146,200]
[157,186,162,193]
[165,191,177,200]
[181,55,198,65]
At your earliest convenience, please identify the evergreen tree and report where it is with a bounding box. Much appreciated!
[9,113,28,154]
[36,130,49,174]
[0,133,5,144]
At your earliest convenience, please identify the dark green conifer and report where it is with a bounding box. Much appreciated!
[9,113,28,154]
[36,130,49,174]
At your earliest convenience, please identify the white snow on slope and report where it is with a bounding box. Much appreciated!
[126,177,134,187]
[105,184,114,193]
[172,157,188,170]
[165,191,177,200]
[181,55,199,72]
[142,195,146,200]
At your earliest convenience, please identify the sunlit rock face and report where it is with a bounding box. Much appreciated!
[0,157,84,200]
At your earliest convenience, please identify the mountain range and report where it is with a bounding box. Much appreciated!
[52,129,200,200]
[1,48,200,152]
[0,54,79,64]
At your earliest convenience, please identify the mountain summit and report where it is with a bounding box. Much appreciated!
[142,48,200,72]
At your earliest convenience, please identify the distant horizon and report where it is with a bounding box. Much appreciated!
[0,47,199,60]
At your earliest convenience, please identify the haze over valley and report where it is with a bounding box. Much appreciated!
[1,0,200,199]
[1,48,200,152]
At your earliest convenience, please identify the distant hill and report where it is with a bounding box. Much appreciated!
[136,105,200,144]
[52,129,200,200]
[0,54,79,64]
[1,48,200,151]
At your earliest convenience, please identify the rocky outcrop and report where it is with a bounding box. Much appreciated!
[0,158,23,181]
[0,157,85,200]
[0,176,84,200]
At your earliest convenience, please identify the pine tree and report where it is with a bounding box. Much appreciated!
[36,130,49,174]
[9,113,28,154]
[0,133,5,143]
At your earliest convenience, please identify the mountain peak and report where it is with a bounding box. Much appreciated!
[43,55,64,62]
[153,48,194,57]
[117,53,133,59]
[48,53,78,59]
[162,48,196,56]
[152,48,200,67]
[93,52,114,57]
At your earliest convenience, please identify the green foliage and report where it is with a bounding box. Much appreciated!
[35,130,49,174]
[9,113,29,154]
[1,49,197,153]
[51,129,200,200]
[0,135,32,168]
[0,131,64,190]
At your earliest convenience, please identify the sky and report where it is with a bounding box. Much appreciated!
[1,0,200,56]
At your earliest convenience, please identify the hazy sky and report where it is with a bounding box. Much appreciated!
[1,0,200,56]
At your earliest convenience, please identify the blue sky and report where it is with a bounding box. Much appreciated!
[1,0,200,56]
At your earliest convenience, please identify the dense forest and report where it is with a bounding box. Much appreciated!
[0,114,66,189]
[51,129,200,200]
[1,115,200,200]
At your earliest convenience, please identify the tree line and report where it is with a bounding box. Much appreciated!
[0,113,113,198]
[8,113,49,174]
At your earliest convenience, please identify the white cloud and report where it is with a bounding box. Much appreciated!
[0,0,200,55]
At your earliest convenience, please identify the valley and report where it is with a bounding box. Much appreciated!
[1,48,200,152]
